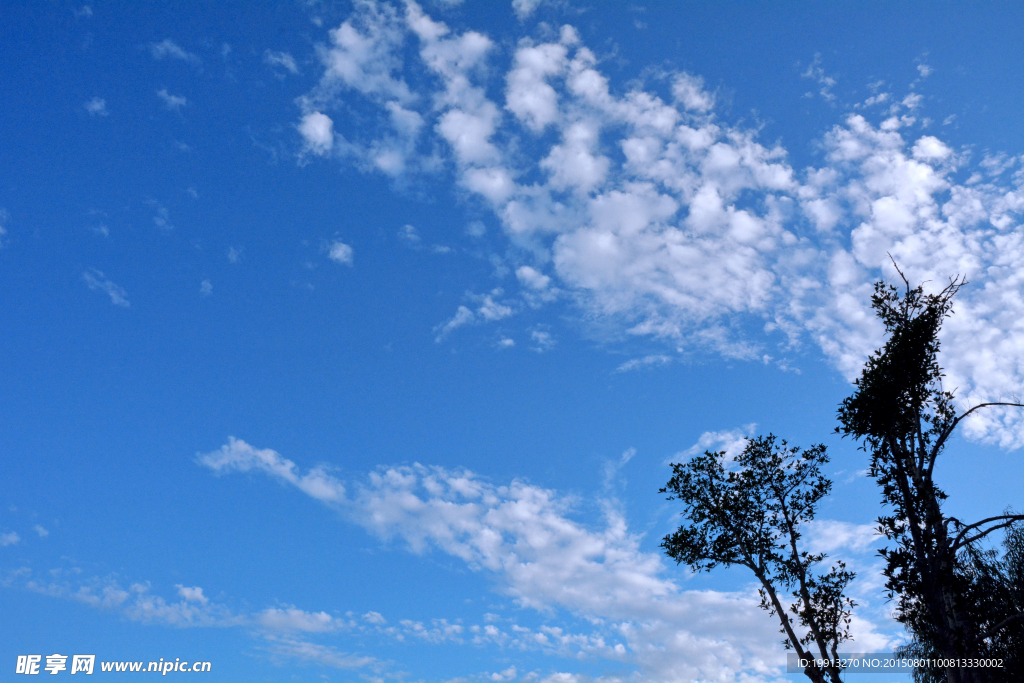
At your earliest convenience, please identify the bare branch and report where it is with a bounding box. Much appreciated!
[930,402,1024,463]
[951,514,1024,551]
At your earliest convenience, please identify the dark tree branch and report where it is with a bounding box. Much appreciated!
[930,402,1024,465]
[978,612,1024,641]
[951,515,1024,551]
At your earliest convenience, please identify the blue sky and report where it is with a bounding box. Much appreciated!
[3,1,1024,681]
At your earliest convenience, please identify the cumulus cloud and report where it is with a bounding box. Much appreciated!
[83,269,130,308]
[32,525,49,538]
[296,2,1024,447]
[516,266,550,290]
[148,39,201,66]
[84,97,108,116]
[299,111,335,155]
[199,439,899,681]
[0,532,20,546]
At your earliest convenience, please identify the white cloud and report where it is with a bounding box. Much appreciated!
[260,634,377,670]
[476,292,513,321]
[301,2,1024,447]
[328,240,354,265]
[0,532,20,546]
[148,201,173,231]
[917,63,933,78]
[435,304,475,341]
[516,266,552,298]
[148,39,201,66]
[227,246,241,263]
[299,112,335,156]
[672,73,714,113]
[265,50,300,75]
[258,606,340,632]
[157,89,187,110]
[199,279,213,296]
[176,584,209,604]
[803,520,881,555]
[674,424,756,463]
[530,328,555,352]
[363,610,387,624]
[615,354,670,373]
[802,53,836,103]
[198,437,347,504]
[490,665,517,681]
[512,0,545,20]
[83,269,130,308]
[911,135,951,162]
[434,290,515,341]
[20,571,236,627]
[399,223,422,244]
[32,525,49,538]
[0,208,8,246]
[84,97,108,116]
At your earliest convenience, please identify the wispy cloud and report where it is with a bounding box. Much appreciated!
[802,53,837,103]
[264,50,300,75]
[83,269,130,308]
[434,290,514,342]
[156,89,187,110]
[148,39,201,66]
[615,354,671,373]
[147,201,173,231]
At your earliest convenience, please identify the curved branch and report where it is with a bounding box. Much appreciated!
[951,515,1024,551]
[930,402,1024,464]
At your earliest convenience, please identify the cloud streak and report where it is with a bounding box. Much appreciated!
[83,269,130,308]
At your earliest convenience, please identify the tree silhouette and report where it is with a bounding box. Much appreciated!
[836,268,1024,683]
[661,435,854,683]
